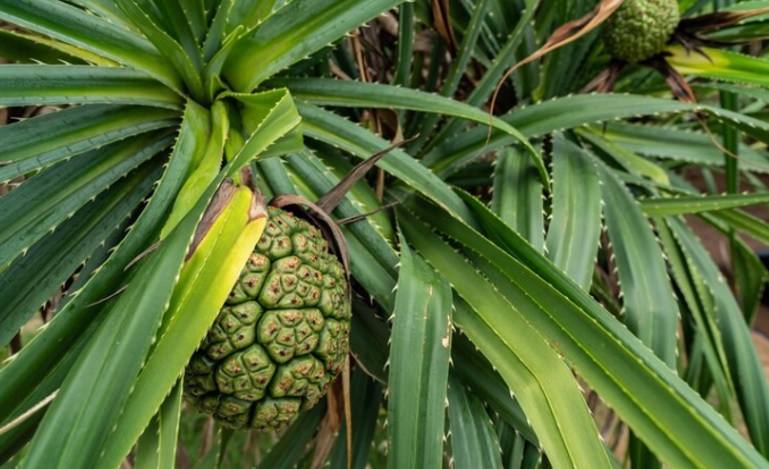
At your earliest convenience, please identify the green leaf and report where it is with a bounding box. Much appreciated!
[640,192,769,217]
[226,0,278,35]
[597,162,678,367]
[114,0,204,100]
[410,192,769,468]
[421,0,541,156]
[666,217,769,455]
[491,147,544,251]
[19,199,197,469]
[134,379,182,469]
[96,93,300,466]
[297,102,475,223]
[154,0,204,69]
[0,103,200,434]
[223,0,405,91]
[0,28,89,64]
[224,89,302,174]
[0,0,182,92]
[0,65,182,109]
[328,366,382,469]
[597,122,769,173]
[705,209,769,246]
[545,136,601,290]
[391,1,413,87]
[655,219,735,415]
[731,238,768,324]
[406,0,489,152]
[577,128,670,185]
[201,0,234,61]
[425,94,769,176]
[452,336,536,444]
[401,212,612,469]
[667,45,769,88]
[160,101,223,239]
[350,298,390,383]
[0,162,158,349]
[0,134,172,270]
[387,237,452,469]
[447,373,505,469]
[66,0,134,27]
[0,105,178,182]
[274,77,547,186]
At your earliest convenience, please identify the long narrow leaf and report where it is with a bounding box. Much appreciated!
[0,65,181,109]
[666,217,769,456]
[0,0,182,92]
[0,162,158,349]
[641,192,769,216]
[387,238,452,469]
[133,364,183,469]
[223,0,405,91]
[667,45,769,88]
[19,199,198,469]
[274,77,547,184]
[426,94,769,176]
[0,105,178,182]
[297,103,474,223]
[491,147,544,251]
[0,103,203,432]
[598,122,769,172]
[114,0,204,100]
[96,93,301,466]
[597,162,678,366]
[409,193,769,468]
[0,134,172,269]
[448,372,504,469]
[401,212,611,469]
[545,136,601,289]
[328,366,382,469]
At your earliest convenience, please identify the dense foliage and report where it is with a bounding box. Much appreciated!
[2,0,769,467]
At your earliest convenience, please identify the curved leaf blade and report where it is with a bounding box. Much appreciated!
[401,212,612,469]
[0,0,182,92]
[0,103,202,434]
[597,162,679,366]
[297,103,474,223]
[418,192,768,468]
[641,192,769,217]
[0,65,181,109]
[667,45,769,88]
[545,136,601,289]
[19,200,197,469]
[447,373,504,469]
[223,0,405,91]
[0,105,178,182]
[387,238,452,469]
[274,77,547,185]
[0,162,158,349]
[0,134,172,270]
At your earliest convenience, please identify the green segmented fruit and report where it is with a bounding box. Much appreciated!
[603,0,680,63]
[184,207,350,431]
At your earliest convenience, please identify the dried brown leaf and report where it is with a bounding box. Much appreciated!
[314,136,416,214]
[679,7,769,33]
[490,0,624,115]
[431,0,457,54]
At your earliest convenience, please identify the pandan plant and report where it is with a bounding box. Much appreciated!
[3,0,769,468]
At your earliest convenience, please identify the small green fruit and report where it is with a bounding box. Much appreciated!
[603,0,680,63]
[184,207,350,431]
